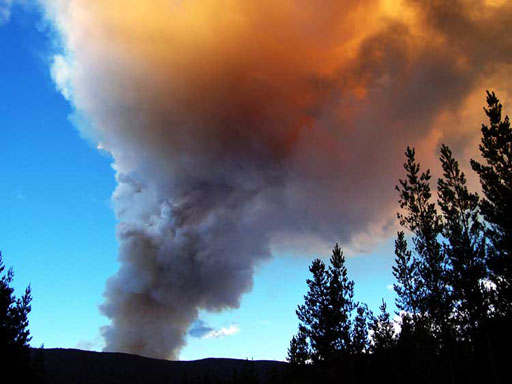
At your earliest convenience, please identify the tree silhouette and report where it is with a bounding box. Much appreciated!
[0,251,34,379]
[392,231,419,317]
[369,300,395,353]
[287,326,310,365]
[471,91,512,315]
[395,147,451,344]
[295,258,330,363]
[291,244,357,366]
[327,244,355,359]
[438,144,488,340]
[351,304,370,354]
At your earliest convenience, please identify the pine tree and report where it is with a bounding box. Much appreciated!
[370,299,395,353]
[395,147,450,341]
[287,326,310,365]
[368,300,397,384]
[327,244,355,358]
[470,91,512,315]
[292,244,357,365]
[438,144,488,339]
[0,251,33,376]
[392,231,419,316]
[351,303,370,354]
[295,258,331,363]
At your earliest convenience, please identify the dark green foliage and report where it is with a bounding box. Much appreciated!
[0,251,37,380]
[471,91,512,314]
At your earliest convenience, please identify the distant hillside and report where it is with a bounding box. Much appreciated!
[34,348,287,384]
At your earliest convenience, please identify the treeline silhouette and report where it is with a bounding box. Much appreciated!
[0,252,43,382]
[287,91,512,384]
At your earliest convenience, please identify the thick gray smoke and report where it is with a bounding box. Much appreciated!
[42,0,512,358]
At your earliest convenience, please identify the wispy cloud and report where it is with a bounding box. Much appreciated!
[203,325,240,339]
[188,320,239,339]
[51,55,73,100]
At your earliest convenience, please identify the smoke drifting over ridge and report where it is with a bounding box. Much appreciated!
[42,0,512,359]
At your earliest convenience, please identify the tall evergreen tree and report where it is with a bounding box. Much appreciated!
[295,258,331,363]
[287,326,310,365]
[351,303,370,354]
[292,244,357,365]
[438,144,488,338]
[392,231,419,317]
[327,244,355,358]
[395,147,450,341]
[470,91,512,314]
[0,251,33,377]
[370,299,395,353]
[369,300,397,384]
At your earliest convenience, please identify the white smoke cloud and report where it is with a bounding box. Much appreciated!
[75,336,105,352]
[203,325,240,339]
[51,55,73,101]
[189,320,240,339]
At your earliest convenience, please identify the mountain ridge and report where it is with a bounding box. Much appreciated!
[35,347,287,383]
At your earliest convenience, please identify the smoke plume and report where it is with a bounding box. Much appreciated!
[42,0,512,358]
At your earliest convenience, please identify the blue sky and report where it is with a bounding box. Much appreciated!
[0,3,397,361]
